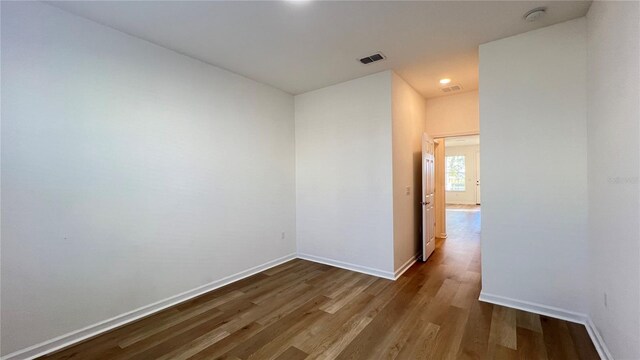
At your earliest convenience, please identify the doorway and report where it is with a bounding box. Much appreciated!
[443,135,480,206]
[431,134,481,240]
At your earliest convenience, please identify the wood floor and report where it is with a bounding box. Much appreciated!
[446,204,481,211]
[42,209,598,360]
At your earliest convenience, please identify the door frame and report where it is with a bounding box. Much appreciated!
[434,140,447,239]
[475,150,481,205]
[434,132,480,238]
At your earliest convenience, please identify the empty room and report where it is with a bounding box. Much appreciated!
[1,1,638,359]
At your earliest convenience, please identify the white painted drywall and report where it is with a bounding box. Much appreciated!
[295,71,395,276]
[479,19,589,313]
[425,91,479,138]
[586,1,640,358]
[1,2,295,355]
[391,73,426,273]
[445,145,479,205]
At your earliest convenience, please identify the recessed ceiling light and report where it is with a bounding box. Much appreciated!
[439,78,451,85]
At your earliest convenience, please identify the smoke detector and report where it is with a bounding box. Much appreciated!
[523,7,547,22]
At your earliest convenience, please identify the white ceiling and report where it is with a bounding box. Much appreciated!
[50,1,591,98]
[445,135,479,147]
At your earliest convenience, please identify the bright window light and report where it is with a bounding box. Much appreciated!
[445,155,466,191]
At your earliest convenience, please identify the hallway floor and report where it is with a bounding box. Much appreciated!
[43,208,598,359]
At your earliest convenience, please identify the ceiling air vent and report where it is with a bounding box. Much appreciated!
[441,84,463,93]
[359,53,385,64]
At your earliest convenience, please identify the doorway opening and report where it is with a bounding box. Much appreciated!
[433,134,481,241]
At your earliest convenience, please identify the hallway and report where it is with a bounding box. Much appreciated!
[42,208,597,359]
[439,206,597,359]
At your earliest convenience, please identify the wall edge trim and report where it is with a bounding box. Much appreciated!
[297,253,395,280]
[394,253,419,279]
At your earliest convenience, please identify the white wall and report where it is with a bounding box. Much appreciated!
[391,73,426,273]
[479,19,589,312]
[295,71,395,277]
[445,145,479,205]
[425,91,479,138]
[586,1,640,358]
[1,2,296,356]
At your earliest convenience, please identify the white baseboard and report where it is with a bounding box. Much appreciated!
[584,317,614,360]
[394,254,419,279]
[2,253,297,360]
[297,253,395,280]
[478,291,587,323]
[479,291,612,360]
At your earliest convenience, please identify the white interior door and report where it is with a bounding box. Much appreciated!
[422,133,436,261]
[475,151,481,205]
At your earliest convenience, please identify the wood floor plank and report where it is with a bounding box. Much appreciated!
[236,265,320,304]
[118,290,242,348]
[394,321,440,359]
[263,259,303,276]
[517,327,548,360]
[304,266,343,287]
[292,292,374,353]
[540,316,580,360]
[255,284,326,326]
[117,307,223,348]
[173,273,269,311]
[186,321,265,360]
[332,271,429,360]
[457,300,493,360]
[566,321,600,360]
[155,329,230,360]
[192,294,328,359]
[451,282,477,310]
[244,304,332,360]
[516,311,543,334]
[427,305,470,359]
[250,271,321,305]
[422,278,460,326]
[364,277,393,296]
[319,275,377,314]
[354,282,432,359]
[224,295,329,360]
[460,270,482,284]
[297,275,415,359]
[116,301,254,359]
[124,307,248,360]
[304,315,373,360]
[489,305,518,350]
[324,272,364,299]
[40,207,599,360]
[274,346,308,360]
[488,344,519,360]
[371,269,452,359]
